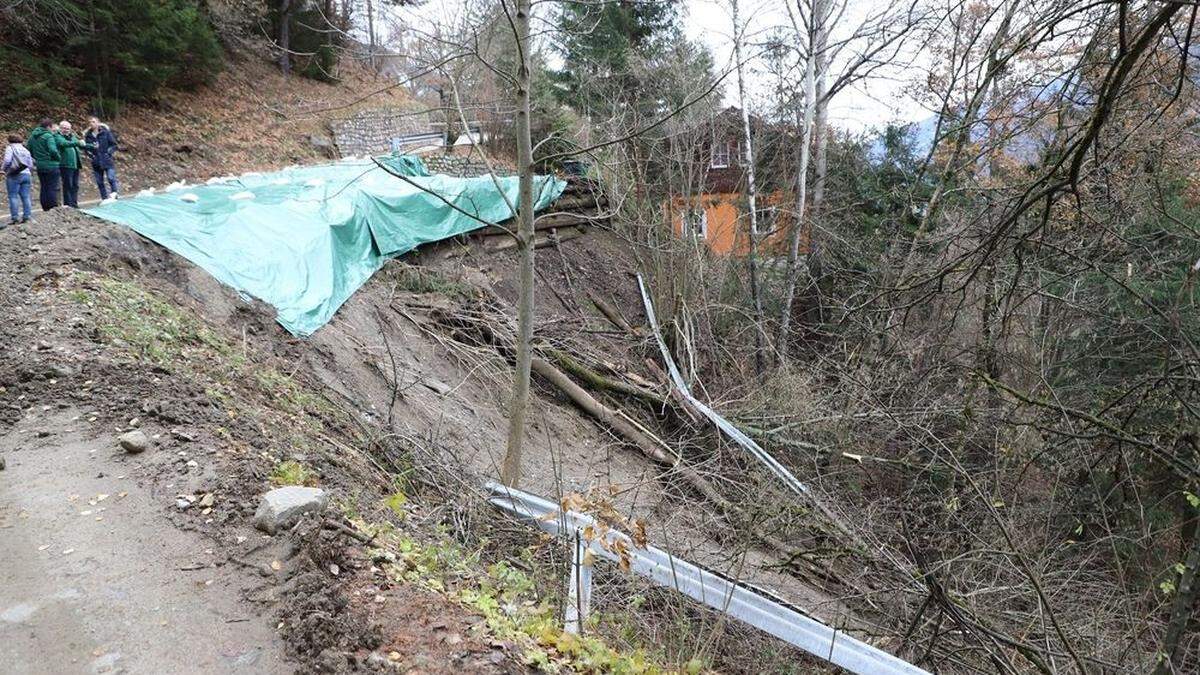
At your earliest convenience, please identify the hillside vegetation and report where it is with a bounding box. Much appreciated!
[2,0,1200,673]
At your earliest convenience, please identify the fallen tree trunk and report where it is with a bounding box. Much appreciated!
[587,292,639,335]
[531,357,675,466]
[477,212,606,238]
[424,301,847,590]
[542,346,666,408]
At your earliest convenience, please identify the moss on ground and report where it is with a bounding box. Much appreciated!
[270,460,319,487]
[349,512,708,674]
[62,270,355,460]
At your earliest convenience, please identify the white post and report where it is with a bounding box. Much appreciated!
[564,532,592,634]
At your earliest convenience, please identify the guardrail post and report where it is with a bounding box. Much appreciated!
[564,531,592,634]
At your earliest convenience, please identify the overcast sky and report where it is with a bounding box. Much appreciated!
[683,0,930,132]
[393,0,932,133]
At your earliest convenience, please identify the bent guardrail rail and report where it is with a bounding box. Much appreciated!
[485,481,930,675]
[635,274,864,548]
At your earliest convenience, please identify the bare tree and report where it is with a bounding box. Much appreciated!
[775,0,922,361]
[730,0,767,374]
[500,0,534,488]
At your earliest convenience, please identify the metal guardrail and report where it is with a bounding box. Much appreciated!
[485,481,930,675]
[637,274,814,499]
[635,274,863,547]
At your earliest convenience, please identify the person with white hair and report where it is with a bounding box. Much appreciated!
[55,120,92,208]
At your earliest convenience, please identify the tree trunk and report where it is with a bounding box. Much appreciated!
[1153,522,1200,675]
[278,0,292,75]
[366,0,376,71]
[500,0,535,488]
[805,37,830,326]
[323,0,335,51]
[731,0,766,375]
[776,0,823,363]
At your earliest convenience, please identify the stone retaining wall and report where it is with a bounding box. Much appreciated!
[421,154,493,177]
[330,108,442,157]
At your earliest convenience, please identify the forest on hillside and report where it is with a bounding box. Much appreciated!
[4,0,1199,671]
[389,2,1200,670]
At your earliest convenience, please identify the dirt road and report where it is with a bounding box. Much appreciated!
[0,412,290,674]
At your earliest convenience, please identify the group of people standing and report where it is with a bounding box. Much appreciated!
[2,116,120,227]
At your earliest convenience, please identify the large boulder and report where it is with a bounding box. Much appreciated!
[253,486,329,534]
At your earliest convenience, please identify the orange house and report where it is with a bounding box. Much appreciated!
[664,107,805,256]
[667,191,795,256]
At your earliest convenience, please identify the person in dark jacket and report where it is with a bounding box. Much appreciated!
[84,116,119,199]
[26,118,60,211]
[56,120,92,208]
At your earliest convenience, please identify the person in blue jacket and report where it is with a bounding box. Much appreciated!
[84,115,119,199]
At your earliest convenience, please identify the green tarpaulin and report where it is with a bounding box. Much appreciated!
[85,155,565,336]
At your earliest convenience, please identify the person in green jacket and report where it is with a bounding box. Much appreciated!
[55,120,92,208]
[27,119,61,211]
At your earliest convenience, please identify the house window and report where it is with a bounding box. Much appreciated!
[683,209,708,239]
[711,141,733,169]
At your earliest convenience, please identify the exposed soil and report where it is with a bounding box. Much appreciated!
[1,203,843,673]
[0,210,537,673]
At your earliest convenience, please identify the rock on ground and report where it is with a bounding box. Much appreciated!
[117,430,151,454]
[254,486,329,534]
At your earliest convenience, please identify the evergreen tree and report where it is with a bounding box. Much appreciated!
[72,0,223,104]
[554,0,684,117]
[0,0,223,107]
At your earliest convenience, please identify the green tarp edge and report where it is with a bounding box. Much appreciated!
[84,155,565,336]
